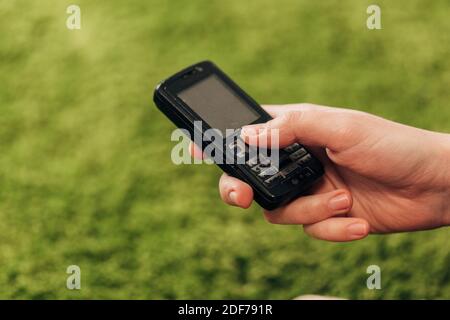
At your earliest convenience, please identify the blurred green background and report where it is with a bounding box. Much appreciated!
[0,0,449,299]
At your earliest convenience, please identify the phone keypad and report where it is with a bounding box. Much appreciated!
[230,138,317,188]
[226,128,317,188]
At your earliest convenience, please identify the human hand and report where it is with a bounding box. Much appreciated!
[190,104,450,241]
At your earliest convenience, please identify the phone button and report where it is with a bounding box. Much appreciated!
[246,156,258,167]
[284,143,301,153]
[279,162,298,177]
[289,148,307,161]
[296,154,312,166]
[259,166,278,177]
[251,165,262,173]
[258,157,271,168]
[264,174,283,185]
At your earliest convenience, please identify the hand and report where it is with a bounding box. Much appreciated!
[190,104,450,242]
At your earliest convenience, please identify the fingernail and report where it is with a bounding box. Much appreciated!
[241,126,258,136]
[347,223,368,238]
[328,193,350,211]
[229,191,238,205]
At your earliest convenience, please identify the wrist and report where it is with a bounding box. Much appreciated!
[433,132,450,226]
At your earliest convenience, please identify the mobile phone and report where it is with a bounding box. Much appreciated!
[153,61,324,210]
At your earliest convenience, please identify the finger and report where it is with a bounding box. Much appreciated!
[303,217,370,242]
[218,173,253,208]
[242,105,366,152]
[264,189,352,225]
[262,103,331,117]
[189,141,204,160]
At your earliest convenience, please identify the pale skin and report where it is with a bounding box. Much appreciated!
[190,104,450,242]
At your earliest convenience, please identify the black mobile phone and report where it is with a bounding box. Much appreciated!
[153,61,323,210]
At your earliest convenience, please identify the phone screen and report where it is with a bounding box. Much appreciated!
[177,74,259,133]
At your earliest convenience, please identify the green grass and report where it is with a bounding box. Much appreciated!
[0,0,449,299]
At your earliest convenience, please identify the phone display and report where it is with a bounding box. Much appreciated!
[177,75,259,134]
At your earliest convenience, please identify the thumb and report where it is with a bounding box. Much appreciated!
[241,108,363,152]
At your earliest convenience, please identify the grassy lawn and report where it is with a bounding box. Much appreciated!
[0,0,449,299]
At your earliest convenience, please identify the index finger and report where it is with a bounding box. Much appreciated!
[262,103,331,117]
